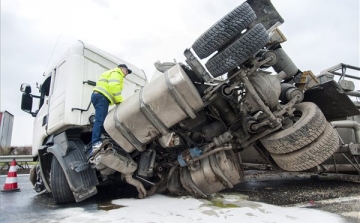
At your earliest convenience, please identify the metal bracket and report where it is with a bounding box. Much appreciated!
[349,143,360,155]
[72,101,92,112]
[71,80,95,111]
[184,49,212,82]
[69,160,89,172]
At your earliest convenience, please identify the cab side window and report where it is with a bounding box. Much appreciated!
[39,76,51,110]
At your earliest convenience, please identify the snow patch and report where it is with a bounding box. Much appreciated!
[52,193,346,223]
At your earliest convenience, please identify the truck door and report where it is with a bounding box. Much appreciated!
[32,72,54,148]
[47,61,67,134]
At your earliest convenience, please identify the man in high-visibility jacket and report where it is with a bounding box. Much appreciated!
[90,64,132,156]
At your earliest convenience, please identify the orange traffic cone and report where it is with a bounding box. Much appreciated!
[1,159,20,192]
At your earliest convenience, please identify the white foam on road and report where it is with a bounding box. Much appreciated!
[51,193,346,223]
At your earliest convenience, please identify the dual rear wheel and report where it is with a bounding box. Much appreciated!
[260,102,339,171]
[191,2,269,77]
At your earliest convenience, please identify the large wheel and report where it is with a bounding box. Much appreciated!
[192,2,256,59]
[260,102,327,154]
[205,23,269,77]
[50,156,75,204]
[271,123,339,172]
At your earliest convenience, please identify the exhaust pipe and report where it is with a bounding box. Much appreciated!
[125,174,147,198]
[90,144,147,198]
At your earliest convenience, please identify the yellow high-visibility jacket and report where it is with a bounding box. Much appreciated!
[93,67,125,105]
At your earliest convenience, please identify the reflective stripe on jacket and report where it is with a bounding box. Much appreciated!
[93,67,125,105]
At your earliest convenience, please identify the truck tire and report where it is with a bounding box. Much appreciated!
[50,156,75,204]
[205,23,269,77]
[271,123,339,172]
[192,2,256,59]
[260,102,327,154]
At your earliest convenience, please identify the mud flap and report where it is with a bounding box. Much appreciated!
[303,80,360,120]
[47,133,98,202]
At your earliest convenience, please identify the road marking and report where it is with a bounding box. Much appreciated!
[288,196,360,208]
[341,212,360,219]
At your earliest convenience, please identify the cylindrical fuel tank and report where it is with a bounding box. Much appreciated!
[104,64,204,153]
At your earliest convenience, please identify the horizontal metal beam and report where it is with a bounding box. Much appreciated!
[0,155,34,163]
[320,63,360,80]
[329,71,360,80]
[345,91,360,97]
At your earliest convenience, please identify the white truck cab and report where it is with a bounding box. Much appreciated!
[21,40,147,157]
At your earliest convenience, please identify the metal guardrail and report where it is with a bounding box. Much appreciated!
[0,155,34,162]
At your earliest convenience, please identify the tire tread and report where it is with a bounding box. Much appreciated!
[260,102,327,154]
[271,123,339,171]
[192,2,256,59]
[51,156,75,204]
[205,23,269,77]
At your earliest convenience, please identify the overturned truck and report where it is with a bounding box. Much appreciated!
[21,0,360,203]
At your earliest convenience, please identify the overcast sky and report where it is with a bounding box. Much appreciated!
[1,0,359,146]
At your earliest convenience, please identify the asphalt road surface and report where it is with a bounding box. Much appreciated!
[0,172,359,223]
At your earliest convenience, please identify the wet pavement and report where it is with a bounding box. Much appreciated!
[0,172,359,222]
[0,174,138,223]
[234,171,360,206]
[234,171,360,222]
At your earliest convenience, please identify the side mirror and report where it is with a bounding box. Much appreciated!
[21,93,33,113]
[20,83,32,94]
